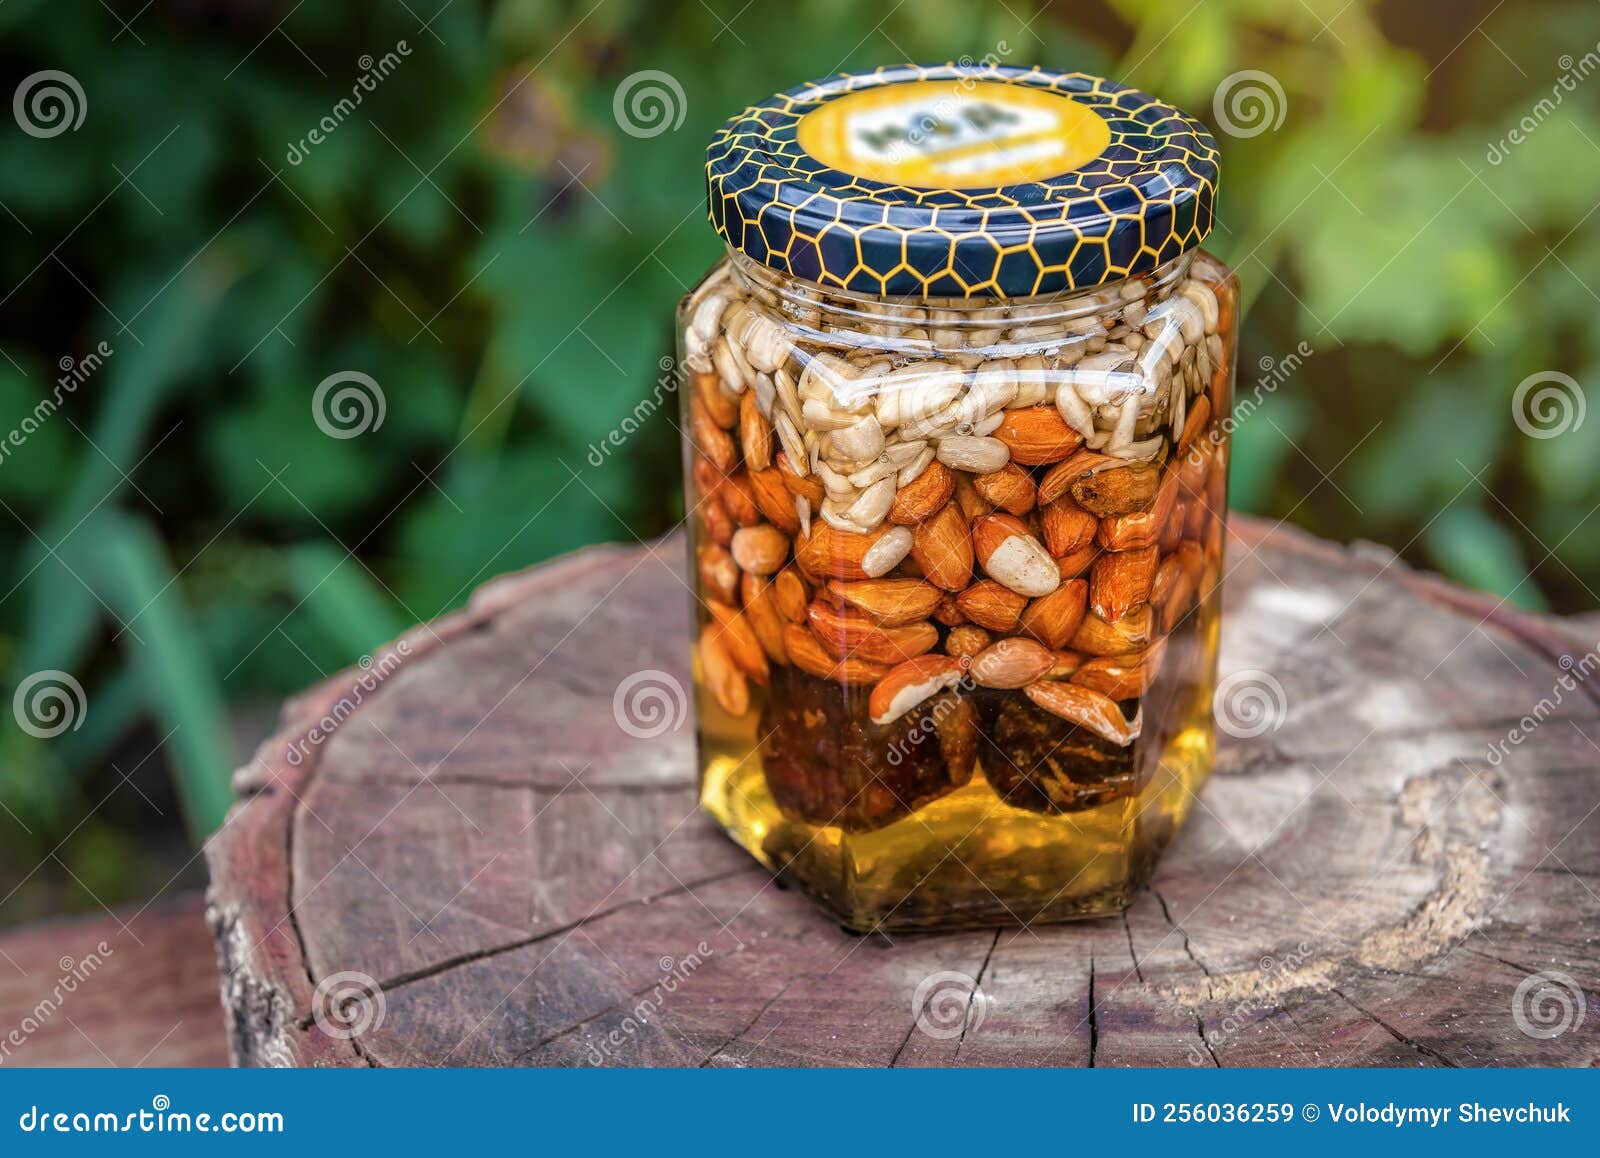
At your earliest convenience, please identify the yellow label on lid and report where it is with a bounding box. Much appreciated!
[796,79,1112,189]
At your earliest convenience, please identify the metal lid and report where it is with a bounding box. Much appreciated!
[706,63,1219,299]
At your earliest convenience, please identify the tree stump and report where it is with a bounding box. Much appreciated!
[204,517,1599,1067]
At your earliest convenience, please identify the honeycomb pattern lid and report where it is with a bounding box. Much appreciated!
[706,63,1219,300]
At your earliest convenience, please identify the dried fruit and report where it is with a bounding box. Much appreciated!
[868,655,966,725]
[1089,545,1159,623]
[955,580,1027,633]
[969,637,1055,688]
[910,503,974,591]
[887,460,955,525]
[976,691,1138,814]
[992,407,1084,465]
[1019,578,1088,649]
[972,513,1060,598]
[758,666,972,831]
[731,524,790,575]
[826,578,943,627]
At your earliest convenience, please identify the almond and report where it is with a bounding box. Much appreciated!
[695,370,738,428]
[721,471,762,526]
[1047,649,1084,680]
[698,543,739,604]
[1089,545,1159,623]
[1039,496,1099,556]
[706,599,770,685]
[945,624,992,658]
[887,460,955,525]
[826,578,943,627]
[747,467,802,534]
[1055,544,1098,580]
[806,601,938,665]
[1179,393,1211,453]
[739,390,773,470]
[868,655,966,725]
[955,580,1027,632]
[776,450,824,506]
[972,462,1037,516]
[1019,578,1088,649]
[1097,469,1180,551]
[782,622,891,685]
[952,472,994,521]
[692,454,724,502]
[933,593,967,626]
[1024,681,1141,746]
[773,566,810,623]
[910,503,973,591]
[972,513,1060,598]
[793,522,912,581]
[970,637,1055,688]
[1072,641,1166,700]
[701,495,734,546]
[1070,604,1153,656]
[992,406,1084,465]
[739,573,790,666]
[699,624,749,717]
[1149,555,1184,611]
[1071,459,1161,518]
[691,393,737,474]
[1037,450,1122,504]
[1177,441,1211,496]
[731,524,790,575]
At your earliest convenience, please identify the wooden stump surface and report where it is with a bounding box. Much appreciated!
[204,516,1600,1067]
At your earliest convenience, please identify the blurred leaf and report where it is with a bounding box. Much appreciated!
[1423,504,1545,611]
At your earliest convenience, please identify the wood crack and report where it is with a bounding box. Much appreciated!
[1331,987,1459,1067]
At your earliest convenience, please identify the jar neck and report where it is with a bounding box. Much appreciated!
[724,246,1193,335]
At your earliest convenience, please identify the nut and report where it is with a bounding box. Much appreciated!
[1179,393,1211,453]
[991,406,1084,465]
[721,471,762,526]
[1088,545,1159,623]
[740,390,773,470]
[1070,459,1161,518]
[826,578,943,627]
[944,624,992,658]
[955,579,1028,632]
[776,450,824,505]
[1055,544,1098,579]
[935,435,1011,474]
[970,638,1055,689]
[972,463,1037,516]
[910,503,974,591]
[696,369,738,428]
[699,624,749,717]
[806,600,938,665]
[781,622,892,684]
[772,566,809,623]
[887,460,955,525]
[698,542,739,604]
[701,495,734,546]
[1018,578,1088,649]
[1071,641,1166,700]
[747,467,802,534]
[730,524,790,575]
[868,655,967,725]
[706,599,770,685]
[1038,496,1099,556]
[739,573,790,666]
[1037,450,1124,504]
[690,393,737,474]
[1070,604,1154,656]
[1023,681,1142,746]
[1096,469,1180,551]
[794,522,911,581]
[972,513,1060,598]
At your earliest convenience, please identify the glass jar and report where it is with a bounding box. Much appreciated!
[680,65,1236,931]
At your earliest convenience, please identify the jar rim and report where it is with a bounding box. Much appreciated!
[705,63,1219,301]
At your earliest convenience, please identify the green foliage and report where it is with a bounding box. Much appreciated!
[0,1,1596,910]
